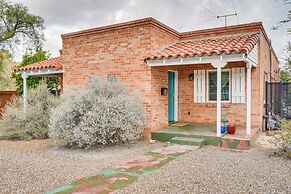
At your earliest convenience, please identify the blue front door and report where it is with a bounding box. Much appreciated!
[168,71,175,122]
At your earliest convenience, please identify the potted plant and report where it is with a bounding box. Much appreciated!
[227,124,236,134]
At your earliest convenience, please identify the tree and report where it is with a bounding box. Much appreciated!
[0,50,7,87]
[272,0,291,31]
[0,0,44,50]
[0,49,17,90]
[273,1,291,81]
[280,69,291,82]
[14,50,60,95]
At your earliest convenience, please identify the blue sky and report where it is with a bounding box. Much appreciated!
[12,0,291,65]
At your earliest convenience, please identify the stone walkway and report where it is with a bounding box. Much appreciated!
[46,145,198,194]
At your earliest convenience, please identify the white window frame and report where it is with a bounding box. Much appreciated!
[206,69,231,103]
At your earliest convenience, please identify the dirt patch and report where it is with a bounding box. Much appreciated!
[255,133,278,150]
[0,139,53,152]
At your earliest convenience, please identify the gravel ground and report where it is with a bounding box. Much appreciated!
[119,140,291,193]
[1,135,290,194]
[0,139,165,194]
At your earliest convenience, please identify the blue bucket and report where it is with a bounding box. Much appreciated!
[221,125,226,134]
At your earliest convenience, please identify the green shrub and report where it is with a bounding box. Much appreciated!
[0,83,60,140]
[49,77,147,149]
[275,117,291,159]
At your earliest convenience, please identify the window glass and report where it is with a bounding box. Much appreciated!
[208,71,230,101]
[107,76,117,83]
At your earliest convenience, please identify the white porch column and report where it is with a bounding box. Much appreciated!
[216,66,222,137]
[212,60,226,137]
[21,73,28,113]
[246,63,252,135]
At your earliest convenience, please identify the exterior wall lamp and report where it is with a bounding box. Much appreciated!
[188,73,194,81]
[161,87,168,95]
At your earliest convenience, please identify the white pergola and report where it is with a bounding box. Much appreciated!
[16,68,64,112]
[146,47,258,136]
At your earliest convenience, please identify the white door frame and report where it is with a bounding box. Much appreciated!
[168,70,178,121]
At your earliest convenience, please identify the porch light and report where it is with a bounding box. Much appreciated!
[161,87,168,95]
[188,73,194,81]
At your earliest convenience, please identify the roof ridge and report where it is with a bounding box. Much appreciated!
[180,22,262,38]
[61,17,264,40]
[61,17,180,38]
[179,33,258,43]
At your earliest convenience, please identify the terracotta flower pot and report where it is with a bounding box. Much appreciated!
[227,125,236,134]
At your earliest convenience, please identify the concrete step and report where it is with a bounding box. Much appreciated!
[170,137,205,147]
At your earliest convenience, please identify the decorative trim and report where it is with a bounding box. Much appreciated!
[16,69,64,77]
[147,53,246,67]
[147,52,258,68]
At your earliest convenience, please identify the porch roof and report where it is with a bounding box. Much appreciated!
[14,57,63,77]
[146,34,259,61]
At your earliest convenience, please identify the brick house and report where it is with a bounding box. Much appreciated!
[15,17,279,138]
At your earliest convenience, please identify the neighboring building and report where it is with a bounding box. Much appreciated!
[15,18,279,138]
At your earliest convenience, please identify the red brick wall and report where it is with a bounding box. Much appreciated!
[61,19,279,137]
[62,24,152,137]
[150,62,258,128]
[62,23,178,138]
[0,91,17,117]
[258,32,280,130]
[149,26,178,132]
[148,28,279,131]
[151,66,178,131]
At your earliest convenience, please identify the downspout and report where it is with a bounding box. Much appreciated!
[269,39,272,82]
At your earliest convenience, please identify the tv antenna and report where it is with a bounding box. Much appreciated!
[217,13,238,26]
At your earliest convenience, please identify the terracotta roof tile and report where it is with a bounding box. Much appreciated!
[147,34,259,60]
[14,57,63,72]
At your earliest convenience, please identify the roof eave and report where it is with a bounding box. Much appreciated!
[15,68,64,77]
[146,52,258,67]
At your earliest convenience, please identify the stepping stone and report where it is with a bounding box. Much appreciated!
[46,145,198,194]
[150,145,198,156]
[170,122,189,127]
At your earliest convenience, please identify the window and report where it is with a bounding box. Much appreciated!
[208,70,230,101]
[107,75,117,83]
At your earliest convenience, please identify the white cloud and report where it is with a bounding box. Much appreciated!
[10,0,291,63]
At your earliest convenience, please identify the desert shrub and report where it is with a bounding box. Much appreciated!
[0,83,60,140]
[274,116,291,159]
[49,77,147,149]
